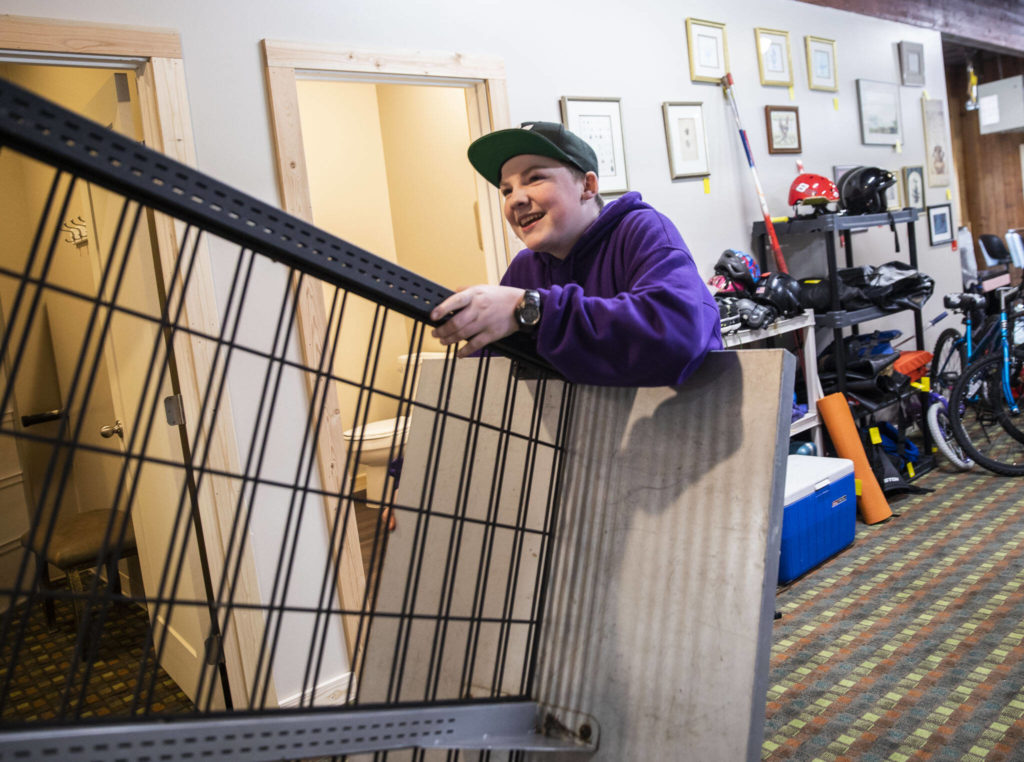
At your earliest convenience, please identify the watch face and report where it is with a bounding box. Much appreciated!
[519,303,541,325]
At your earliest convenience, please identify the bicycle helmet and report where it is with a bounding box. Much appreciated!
[754,272,803,317]
[788,173,839,212]
[838,166,896,215]
[713,249,761,292]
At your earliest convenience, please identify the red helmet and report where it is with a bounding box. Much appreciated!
[789,173,839,207]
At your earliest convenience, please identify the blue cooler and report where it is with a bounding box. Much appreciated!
[778,455,856,584]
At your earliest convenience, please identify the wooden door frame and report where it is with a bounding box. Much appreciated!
[0,14,267,708]
[261,40,512,664]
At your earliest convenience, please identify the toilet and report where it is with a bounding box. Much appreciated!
[342,352,447,502]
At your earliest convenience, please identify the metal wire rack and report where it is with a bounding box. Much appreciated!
[0,78,592,760]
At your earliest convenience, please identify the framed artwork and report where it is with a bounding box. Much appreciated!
[922,99,951,187]
[755,28,793,87]
[560,96,628,194]
[833,164,858,185]
[662,101,710,178]
[686,18,729,83]
[856,79,903,146]
[765,106,801,154]
[928,203,954,246]
[898,41,925,86]
[805,36,837,91]
[902,165,925,209]
[885,174,902,210]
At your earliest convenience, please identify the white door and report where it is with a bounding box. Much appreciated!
[2,67,223,707]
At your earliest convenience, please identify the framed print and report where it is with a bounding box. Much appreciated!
[902,165,925,209]
[662,101,710,178]
[805,36,837,91]
[856,79,902,146]
[928,203,953,245]
[765,105,801,154]
[560,96,628,194]
[755,28,793,87]
[922,99,951,187]
[833,164,858,185]
[686,18,729,83]
[885,174,902,210]
[898,41,925,86]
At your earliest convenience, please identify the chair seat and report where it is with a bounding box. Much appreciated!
[20,510,136,569]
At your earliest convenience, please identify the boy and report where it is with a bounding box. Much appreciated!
[430,121,721,387]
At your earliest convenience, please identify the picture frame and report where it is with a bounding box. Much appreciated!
[662,101,710,179]
[902,165,925,209]
[922,99,951,187]
[898,41,925,86]
[885,174,902,211]
[856,79,903,146]
[927,203,954,246]
[765,105,801,154]
[560,96,629,194]
[755,28,793,87]
[686,18,729,83]
[805,36,837,91]
[833,164,858,185]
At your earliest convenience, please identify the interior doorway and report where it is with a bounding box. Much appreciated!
[0,62,222,708]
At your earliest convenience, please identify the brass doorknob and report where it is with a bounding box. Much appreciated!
[100,420,124,439]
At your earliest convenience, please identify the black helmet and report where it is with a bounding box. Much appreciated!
[838,166,896,215]
[754,272,803,317]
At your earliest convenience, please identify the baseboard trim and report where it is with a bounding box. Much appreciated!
[277,671,352,708]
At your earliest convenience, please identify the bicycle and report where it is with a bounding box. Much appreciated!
[947,285,1024,476]
[930,292,997,397]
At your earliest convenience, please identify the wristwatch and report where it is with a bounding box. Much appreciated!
[514,289,542,332]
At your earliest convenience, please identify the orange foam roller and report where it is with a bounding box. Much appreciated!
[817,392,892,525]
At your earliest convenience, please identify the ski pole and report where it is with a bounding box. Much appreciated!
[721,72,789,275]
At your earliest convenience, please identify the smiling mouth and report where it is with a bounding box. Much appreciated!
[518,212,544,230]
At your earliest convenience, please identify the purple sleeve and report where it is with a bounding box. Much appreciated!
[505,212,722,387]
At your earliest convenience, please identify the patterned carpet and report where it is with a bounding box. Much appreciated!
[0,590,192,724]
[764,464,1024,761]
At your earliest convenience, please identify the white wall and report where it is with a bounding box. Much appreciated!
[0,0,964,698]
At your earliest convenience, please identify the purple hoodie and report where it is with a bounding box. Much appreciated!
[500,191,722,386]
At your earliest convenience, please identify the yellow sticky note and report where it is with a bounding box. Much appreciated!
[923,90,929,100]
[855,479,863,496]
[895,141,902,154]
[946,189,952,200]
[833,97,839,111]
[870,427,882,445]
[789,86,795,101]
[907,462,916,478]
[704,177,711,194]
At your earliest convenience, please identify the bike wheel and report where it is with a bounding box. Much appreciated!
[926,401,974,470]
[931,327,966,395]
[948,351,1024,476]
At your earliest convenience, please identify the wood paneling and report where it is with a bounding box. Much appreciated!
[946,53,1024,246]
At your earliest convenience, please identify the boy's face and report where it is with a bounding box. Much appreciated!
[498,154,599,260]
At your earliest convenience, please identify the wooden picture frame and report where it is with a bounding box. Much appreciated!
[560,96,629,194]
[885,174,903,211]
[928,203,954,246]
[922,99,951,187]
[805,36,837,91]
[662,101,710,178]
[765,105,801,154]
[856,79,902,146]
[898,41,925,86]
[755,28,793,87]
[686,18,729,83]
[902,165,925,210]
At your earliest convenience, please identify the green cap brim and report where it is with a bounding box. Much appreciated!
[467,129,578,187]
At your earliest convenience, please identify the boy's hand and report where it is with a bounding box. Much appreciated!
[430,285,525,357]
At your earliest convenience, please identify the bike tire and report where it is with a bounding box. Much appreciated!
[948,351,1024,476]
[931,327,966,395]
[926,401,974,470]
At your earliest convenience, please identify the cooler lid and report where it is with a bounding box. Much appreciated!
[784,454,854,504]
[343,415,408,441]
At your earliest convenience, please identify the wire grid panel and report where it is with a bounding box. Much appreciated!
[0,77,571,752]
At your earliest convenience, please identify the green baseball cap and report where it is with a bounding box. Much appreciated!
[467,121,599,187]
